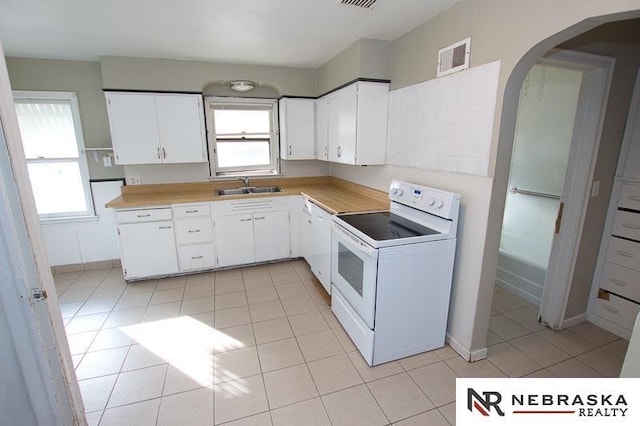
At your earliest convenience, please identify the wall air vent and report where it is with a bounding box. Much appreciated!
[437,37,471,77]
[338,0,378,10]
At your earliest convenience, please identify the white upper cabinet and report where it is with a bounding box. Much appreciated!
[315,97,329,160]
[106,92,207,165]
[315,81,389,166]
[279,98,315,160]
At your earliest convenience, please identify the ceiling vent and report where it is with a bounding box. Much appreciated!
[338,0,379,10]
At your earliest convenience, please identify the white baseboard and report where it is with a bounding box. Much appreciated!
[561,313,586,329]
[446,333,487,362]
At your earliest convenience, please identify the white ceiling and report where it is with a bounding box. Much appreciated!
[0,0,461,68]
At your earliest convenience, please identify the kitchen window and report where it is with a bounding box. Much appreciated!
[13,91,94,220]
[206,97,279,177]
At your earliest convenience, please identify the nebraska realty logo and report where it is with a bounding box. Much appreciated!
[457,378,640,425]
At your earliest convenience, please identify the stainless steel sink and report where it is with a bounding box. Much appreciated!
[248,186,284,194]
[217,186,284,196]
[217,188,252,195]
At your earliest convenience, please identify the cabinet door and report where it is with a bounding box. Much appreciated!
[279,98,315,160]
[156,94,207,163]
[328,86,357,164]
[106,93,161,165]
[214,214,255,267]
[315,98,329,160]
[310,204,332,293]
[301,207,314,264]
[118,221,178,279]
[315,97,329,161]
[254,211,290,262]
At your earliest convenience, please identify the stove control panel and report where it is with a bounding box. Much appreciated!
[389,180,460,220]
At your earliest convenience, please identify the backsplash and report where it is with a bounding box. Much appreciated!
[387,60,500,177]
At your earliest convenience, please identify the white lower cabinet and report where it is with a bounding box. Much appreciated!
[306,200,332,294]
[254,211,291,262]
[173,203,215,272]
[215,214,256,267]
[114,197,298,279]
[212,197,294,268]
[116,208,179,280]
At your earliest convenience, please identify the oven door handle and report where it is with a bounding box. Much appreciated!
[332,223,378,258]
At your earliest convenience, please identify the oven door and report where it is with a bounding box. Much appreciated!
[331,222,379,329]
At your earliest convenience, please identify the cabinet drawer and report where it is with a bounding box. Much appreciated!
[619,184,640,211]
[592,292,640,331]
[173,204,210,218]
[606,237,640,271]
[599,262,640,303]
[178,244,215,271]
[116,208,172,223]
[612,210,640,241]
[175,218,213,244]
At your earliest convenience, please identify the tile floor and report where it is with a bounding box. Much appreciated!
[54,260,628,426]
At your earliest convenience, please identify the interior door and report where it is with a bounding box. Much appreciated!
[0,45,82,425]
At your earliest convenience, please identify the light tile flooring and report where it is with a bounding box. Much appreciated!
[54,260,629,426]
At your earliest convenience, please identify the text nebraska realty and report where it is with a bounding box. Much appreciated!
[471,389,629,417]
[512,393,628,417]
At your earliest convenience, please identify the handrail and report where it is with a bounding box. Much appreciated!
[509,186,560,200]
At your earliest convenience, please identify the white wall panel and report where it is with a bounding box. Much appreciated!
[387,60,500,176]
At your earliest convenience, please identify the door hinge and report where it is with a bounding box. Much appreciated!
[554,202,565,234]
[31,289,48,302]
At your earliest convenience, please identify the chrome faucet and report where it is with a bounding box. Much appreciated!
[237,176,250,187]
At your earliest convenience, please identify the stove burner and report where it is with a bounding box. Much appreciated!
[337,211,440,241]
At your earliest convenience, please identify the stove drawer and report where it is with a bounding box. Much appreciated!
[332,286,374,366]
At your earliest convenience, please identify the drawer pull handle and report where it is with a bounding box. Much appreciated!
[240,218,252,222]
[191,256,204,260]
[622,223,640,230]
[188,229,201,233]
[616,250,634,258]
[137,214,151,218]
[185,210,199,213]
[602,305,619,314]
[254,216,266,220]
[608,278,627,287]
[158,226,172,230]
[628,195,640,201]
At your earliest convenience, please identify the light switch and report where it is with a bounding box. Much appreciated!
[591,180,600,198]
[103,155,112,167]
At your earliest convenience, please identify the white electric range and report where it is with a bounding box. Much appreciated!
[330,180,460,366]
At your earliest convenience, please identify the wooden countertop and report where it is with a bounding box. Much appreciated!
[105,176,389,214]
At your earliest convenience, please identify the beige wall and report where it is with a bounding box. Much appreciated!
[6,58,123,180]
[101,56,317,96]
[316,38,391,95]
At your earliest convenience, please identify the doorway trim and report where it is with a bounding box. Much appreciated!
[537,49,615,330]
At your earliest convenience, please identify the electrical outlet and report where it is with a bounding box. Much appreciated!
[127,176,141,185]
[103,156,112,167]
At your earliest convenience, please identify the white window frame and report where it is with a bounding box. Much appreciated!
[13,91,95,221]
[205,97,280,177]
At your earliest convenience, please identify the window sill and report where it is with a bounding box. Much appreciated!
[39,215,99,225]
